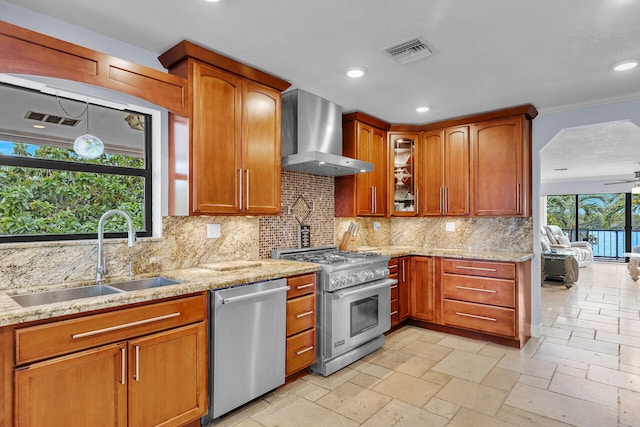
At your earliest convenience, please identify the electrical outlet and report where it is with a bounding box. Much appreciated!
[373,221,381,231]
[445,222,455,232]
[207,223,220,238]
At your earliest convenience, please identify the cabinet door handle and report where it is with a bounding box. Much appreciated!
[517,182,521,214]
[238,168,243,210]
[390,311,399,316]
[120,347,126,385]
[439,187,443,214]
[295,346,314,355]
[415,188,419,215]
[296,283,315,290]
[455,285,497,293]
[134,345,140,381]
[245,169,250,210]
[455,312,497,322]
[445,187,449,213]
[71,312,181,339]
[295,310,314,318]
[371,186,377,214]
[455,266,498,272]
[401,259,406,282]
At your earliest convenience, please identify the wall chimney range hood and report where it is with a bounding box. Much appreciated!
[281,89,373,176]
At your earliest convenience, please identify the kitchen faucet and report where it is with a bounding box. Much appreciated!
[96,209,136,283]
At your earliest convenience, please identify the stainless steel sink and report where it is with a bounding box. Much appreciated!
[11,285,124,307]
[108,276,182,292]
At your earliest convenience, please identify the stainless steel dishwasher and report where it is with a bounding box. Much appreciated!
[202,278,289,422]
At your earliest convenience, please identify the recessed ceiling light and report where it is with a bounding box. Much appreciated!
[416,106,430,113]
[346,67,366,78]
[32,124,46,129]
[613,60,638,71]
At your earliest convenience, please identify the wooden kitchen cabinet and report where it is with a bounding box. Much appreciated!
[160,40,290,216]
[471,116,530,216]
[409,256,435,322]
[13,294,208,427]
[388,258,400,326]
[420,127,469,216]
[285,273,317,377]
[440,258,531,347]
[389,133,418,216]
[336,113,390,217]
[15,343,127,427]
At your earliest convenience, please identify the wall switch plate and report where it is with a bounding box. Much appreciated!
[207,223,221,238]
[445,222,455,232]
[373,221,381,231]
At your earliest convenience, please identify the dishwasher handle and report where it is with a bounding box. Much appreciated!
[221,286,290,304]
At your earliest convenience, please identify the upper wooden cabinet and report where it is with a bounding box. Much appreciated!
[388,104,536,218]
[160,41,290,216]
[336,113,390,217]
[419,127,470,216]
[471,116,530,217]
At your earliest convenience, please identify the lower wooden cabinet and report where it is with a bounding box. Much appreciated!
[409,256,435,322]
[285,273,317,377]
[404,256,530,347]
[13,294,208,427]
[389,257,411,327]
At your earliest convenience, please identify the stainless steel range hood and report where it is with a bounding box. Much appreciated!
[281,89,373,176]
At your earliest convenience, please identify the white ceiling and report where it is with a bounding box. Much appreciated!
[4,0,640,182]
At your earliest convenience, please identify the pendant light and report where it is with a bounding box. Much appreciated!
[73,102,104,159]
[56,94,104,159]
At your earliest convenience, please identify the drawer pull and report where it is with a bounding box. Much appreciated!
[71,312,181,339]
[455,286,497,293]
[455,312,497,322]
[390,285,398,289]
[295,310,314,318]
[295,346,314,355]
[455,266,498,272]
[390,311,398,316]
[296,283,315,290]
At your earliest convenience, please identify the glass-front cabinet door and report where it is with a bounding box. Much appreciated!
[389,133,418,216]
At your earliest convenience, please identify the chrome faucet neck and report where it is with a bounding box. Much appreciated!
[96,209,136,282]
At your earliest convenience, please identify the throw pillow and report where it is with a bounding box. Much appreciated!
[557,234,571,246]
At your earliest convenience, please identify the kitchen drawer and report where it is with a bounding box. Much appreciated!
[287,273,316,299]
[388,258,399,274]
[443,274,515,308]
[442,258,515,279]
[443,300,515,337]
[286,329,315,376]
[286,294,315,336]
[390,282,399,300]
[15,294,207,365]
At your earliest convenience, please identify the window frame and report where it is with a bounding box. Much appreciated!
[0,113,153,243]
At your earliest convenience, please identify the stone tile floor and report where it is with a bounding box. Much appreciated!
[209,262,640,426]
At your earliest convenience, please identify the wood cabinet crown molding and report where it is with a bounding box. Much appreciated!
[388,104,537,132]
[0,20,188,116]
[342,111,391,131]
[159,40,291,92]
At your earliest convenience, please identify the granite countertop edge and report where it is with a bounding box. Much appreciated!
[357,245,534,262]
[0,260,321,328]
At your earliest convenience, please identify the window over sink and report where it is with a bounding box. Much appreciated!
[0,78,156,243]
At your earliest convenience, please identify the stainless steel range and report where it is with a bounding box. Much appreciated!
[273,246,396,376]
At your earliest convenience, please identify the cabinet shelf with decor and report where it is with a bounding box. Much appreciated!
[389,133,419,216]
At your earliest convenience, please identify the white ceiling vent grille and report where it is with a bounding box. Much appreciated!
[384,37,433,64]
[24,111,80,127]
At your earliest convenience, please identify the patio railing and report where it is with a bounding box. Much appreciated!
[569,229,640,260]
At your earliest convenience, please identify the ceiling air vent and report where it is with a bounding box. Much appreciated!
[384,36,434,64]
[24,111,80,127]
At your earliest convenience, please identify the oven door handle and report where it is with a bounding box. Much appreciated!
[336,279,395,299]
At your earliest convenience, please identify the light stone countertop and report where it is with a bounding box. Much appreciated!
[356,245,534,262]
[0,260,320,328]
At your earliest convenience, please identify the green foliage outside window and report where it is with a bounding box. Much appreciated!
[0,143,146,237]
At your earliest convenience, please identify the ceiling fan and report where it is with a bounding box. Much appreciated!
[604,171,640,193]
